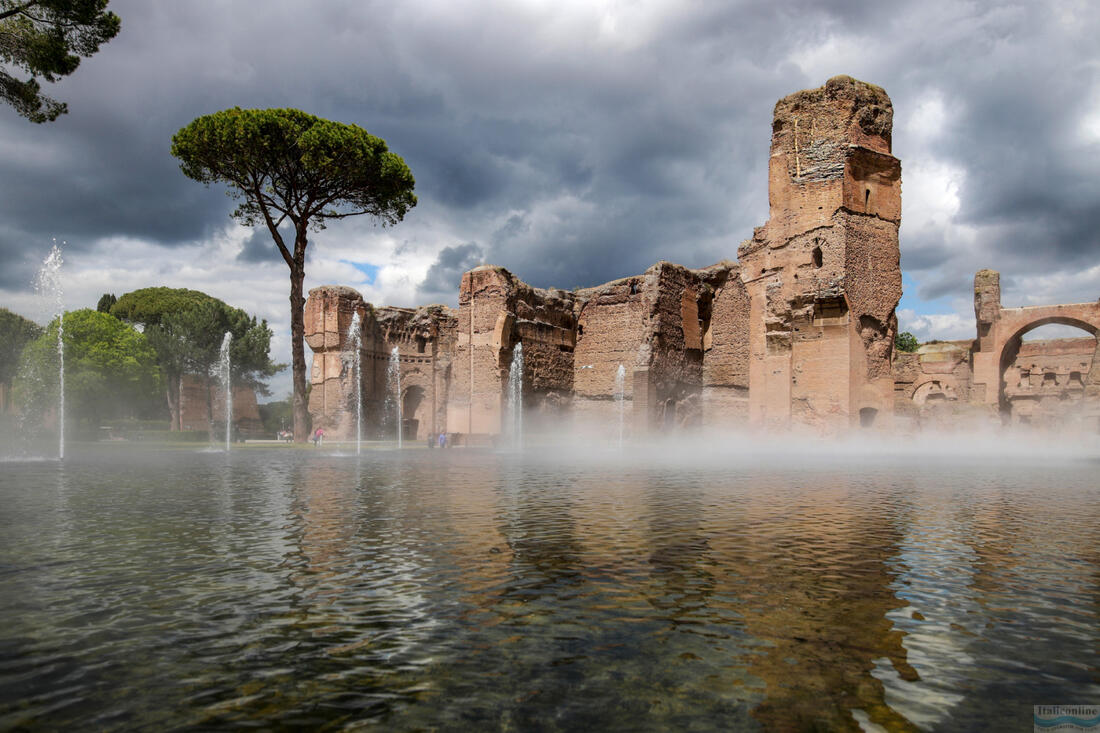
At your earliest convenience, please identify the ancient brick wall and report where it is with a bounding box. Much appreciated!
[305,285,456,441]
[304,285,367,438]
[698,262,750,428]
[891,342,976,430]
[1004,337,1097,428]
[178,374,263,435]
[448,266,578,441]
[739,75,902,431]
[301,76,927,440]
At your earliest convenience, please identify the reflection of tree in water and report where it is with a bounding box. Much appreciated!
[735,474,919,731]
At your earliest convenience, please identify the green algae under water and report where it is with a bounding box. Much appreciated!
[0,445,1097,731]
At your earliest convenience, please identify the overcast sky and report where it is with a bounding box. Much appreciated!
[2,0,1097,397]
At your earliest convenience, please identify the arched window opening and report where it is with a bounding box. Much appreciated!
[812,246,823,268]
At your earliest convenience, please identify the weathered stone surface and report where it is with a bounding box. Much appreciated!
[305,284,457,440]
[740,76,902,431]
[303,77,1100,440]
[967,269,1100,425]
[302,77,909,439]
[178,374,262,435]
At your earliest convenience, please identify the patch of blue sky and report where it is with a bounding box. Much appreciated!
[898,273,954,316]
[342,260,379,285]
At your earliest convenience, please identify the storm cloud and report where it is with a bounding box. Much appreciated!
[2,0,1097,391]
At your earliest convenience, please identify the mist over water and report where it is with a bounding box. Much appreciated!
[0,437,1096,730]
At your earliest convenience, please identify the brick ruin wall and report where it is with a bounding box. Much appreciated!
[305,285,458,441]
[738,76,902,431]
[1003,337,1098,428]
[178,374,263,435]
[302,76,1097,440]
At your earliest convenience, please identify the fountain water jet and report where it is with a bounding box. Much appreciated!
[615,364,625,449]
[34,244,64,459]
[345,313,362,454]
[507,343,524,449]
[386,347,402,449]
[219,332,232,451]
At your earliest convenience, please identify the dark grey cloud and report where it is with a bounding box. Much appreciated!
[417,242,484,303]
[0,0,1096,326]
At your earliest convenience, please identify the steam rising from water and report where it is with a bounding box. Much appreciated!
[502,422,1100,470]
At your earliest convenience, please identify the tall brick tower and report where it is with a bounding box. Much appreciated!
[738,76,902,430]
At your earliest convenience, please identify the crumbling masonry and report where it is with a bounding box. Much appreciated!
[304,77,904,441]
[304,76,1100,441]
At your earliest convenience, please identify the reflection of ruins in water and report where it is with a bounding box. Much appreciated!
[720,471,918,731]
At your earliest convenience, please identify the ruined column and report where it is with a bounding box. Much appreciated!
[304,285,367,438]
[738,76,902,431]
[970,269,1003,405]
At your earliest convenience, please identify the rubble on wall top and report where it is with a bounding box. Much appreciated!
[308,284,365,300]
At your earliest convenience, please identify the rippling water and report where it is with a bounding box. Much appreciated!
[0,444,1097,730]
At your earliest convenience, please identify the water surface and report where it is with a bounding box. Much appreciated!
[1,445,1097,730]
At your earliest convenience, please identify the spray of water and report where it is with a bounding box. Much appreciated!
[507,343,524,449]
[387,347,402,449]
[34,243,64,460]
[615,364,626,450]
[345,313,362,455]
[219,332,232,451]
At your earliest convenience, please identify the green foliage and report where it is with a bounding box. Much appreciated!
[895,331,919,353]
[0,307,42,384]
[14,309,161,428]
[170,108,416,234]
[113,286,282,392]
[0,0,121,122]
[258,396,294,435]
[111,286,214,326]
[96,292,116,313]
[160,298,282,393]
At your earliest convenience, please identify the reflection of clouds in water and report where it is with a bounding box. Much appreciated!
[291,459,442,665]
[879,511,975,728]
[3,448,1098,729]
[879,471,1100,729]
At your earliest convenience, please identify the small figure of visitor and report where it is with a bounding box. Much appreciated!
[427,432,435,449]
[438,432,447,449]
[312,427,324,447]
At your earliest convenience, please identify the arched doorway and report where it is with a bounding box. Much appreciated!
[998,319,1097,427]
[403,385,425,440]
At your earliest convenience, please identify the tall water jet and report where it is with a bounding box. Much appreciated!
[219,332,232,451]
[506,342,524,449]
[615,363,626,449]
[345,313,362,455]
[35,244,64,459]
[386,347,402,449]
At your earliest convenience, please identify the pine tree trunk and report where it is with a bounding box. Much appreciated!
[290,260,309,442]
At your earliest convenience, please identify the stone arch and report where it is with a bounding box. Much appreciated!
[997,316,1098,418]
[399,366,436,440]
[911,379,956,406]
